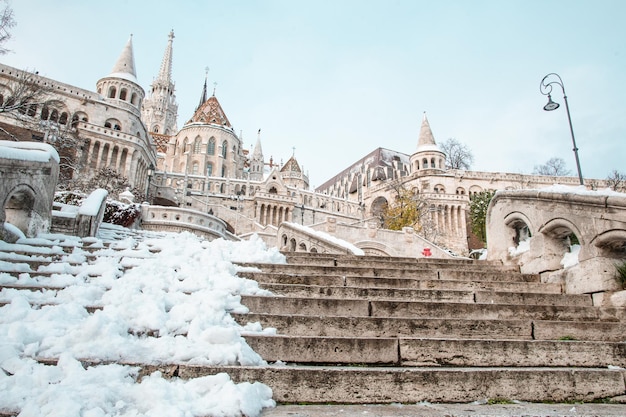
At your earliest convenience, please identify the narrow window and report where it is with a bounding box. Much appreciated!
[108,86,116,99]
[207,137,215,155]
[221,141,228,158]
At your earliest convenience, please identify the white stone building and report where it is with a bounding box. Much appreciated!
[0,31,610,256]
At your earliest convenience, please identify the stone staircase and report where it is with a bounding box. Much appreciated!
[1,232,625,408]
[230,252,626,404]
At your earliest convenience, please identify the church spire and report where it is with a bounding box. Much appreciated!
[198,68,208,109]
[140,31,178,135]
[156,30,174,83]
[109,35,138,82]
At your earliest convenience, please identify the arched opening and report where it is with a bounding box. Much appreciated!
[370,196,388,220]
[4,186,36,236]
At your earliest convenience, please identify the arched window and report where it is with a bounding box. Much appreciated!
[49,109,59,123]
[221,165,226,177]
[192,162,199,174]
[207,137,215,155]
[422,158,428,169]
[221,140,228,158]
[40,106,49,120]
[431,158,436,168]
[206,163,213,177]
[120,88,127,101]
[59,112,68,125]
[108,86,116,99]
[193,137,202,153]
[27,104,37,117]
[131,93,138,105]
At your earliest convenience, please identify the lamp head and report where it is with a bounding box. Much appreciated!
[543,94,560,111]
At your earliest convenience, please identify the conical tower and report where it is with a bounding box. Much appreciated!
[96,35,145,115]
[409,112,446,173]
[141,30,179,135]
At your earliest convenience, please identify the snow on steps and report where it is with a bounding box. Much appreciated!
[1,228,625,406]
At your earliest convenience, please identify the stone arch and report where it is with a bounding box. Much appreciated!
[2,184,36,235]
[289,238,296,251]
[370,196,388,218]
[504,211,535,247]
[592,229,626,257]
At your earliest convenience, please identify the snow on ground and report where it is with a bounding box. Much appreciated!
[0,225,285,417]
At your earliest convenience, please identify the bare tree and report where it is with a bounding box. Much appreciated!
[533,157,571,176]
[0,0,15,55]
[0,68,84,182]
[441,138,474,170]
[606,170,626,192]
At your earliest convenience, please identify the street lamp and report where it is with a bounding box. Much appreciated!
[146,163,155,202]
[539,73,584,185]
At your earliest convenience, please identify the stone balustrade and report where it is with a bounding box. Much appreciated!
[486,186,626,297]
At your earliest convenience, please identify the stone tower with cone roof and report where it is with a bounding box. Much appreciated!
[409,112,446,174]
[96,36,145,115]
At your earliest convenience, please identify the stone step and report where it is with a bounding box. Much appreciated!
[239,271,563,294]
[239,263,538,282]
[236,313,626,342]
[242,335,626,368]
[140,363,626,404]
[260,283,589,306]
[282,253,514,270]
[240,295,624,322]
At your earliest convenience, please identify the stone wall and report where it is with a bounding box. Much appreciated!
[0,141,59,241]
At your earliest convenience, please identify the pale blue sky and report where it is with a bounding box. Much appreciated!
[3,0,625,188]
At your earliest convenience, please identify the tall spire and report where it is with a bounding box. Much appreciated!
[252,129,264,159]
[109,35,138,82]
[198,67,208,109]
[141,31,178,135]
[156,30,174,83]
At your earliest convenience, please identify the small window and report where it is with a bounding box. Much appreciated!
[207,137,215,155]
[120,88,127,101]
[221,140,228,158]
[108,86,116,99]
[206,163,213,177]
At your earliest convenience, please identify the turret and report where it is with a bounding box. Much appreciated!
[96,35,145,116]
[409,112,446,174]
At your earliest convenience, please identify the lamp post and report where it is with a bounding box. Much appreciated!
[539,73,584,185]
[146,163,155,202]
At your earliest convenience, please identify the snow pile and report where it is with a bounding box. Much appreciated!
[539,184,625,197]
[561,244,581,268]
[0,140,60,163]
[508,238,530,257]
[0,229,285,416]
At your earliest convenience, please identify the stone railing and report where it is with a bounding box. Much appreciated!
[140,205,236,241]
[51,189,108,238]
[277,217,455,258]
[486,186,626,299]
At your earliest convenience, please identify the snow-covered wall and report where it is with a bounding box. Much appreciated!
[0,140,60,241]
